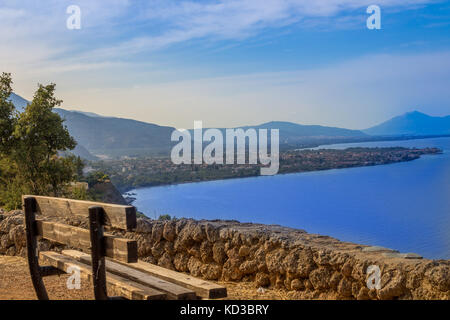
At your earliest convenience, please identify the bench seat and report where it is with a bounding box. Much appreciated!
[60,250,197,300]
[40,251,166,300]
[62,250,227,299]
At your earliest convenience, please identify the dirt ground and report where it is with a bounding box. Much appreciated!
[0,255,94,300]
[0,255,290,300]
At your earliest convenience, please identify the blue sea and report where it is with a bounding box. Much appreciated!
[130,137,450,259]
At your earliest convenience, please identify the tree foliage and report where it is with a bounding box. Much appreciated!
[0,73,15,153]
[0,73,83,209]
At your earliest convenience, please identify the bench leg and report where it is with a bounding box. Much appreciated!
[24,196,49,300]
[89,206,108,300]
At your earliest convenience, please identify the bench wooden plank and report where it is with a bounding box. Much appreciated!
[40,251,166,300]
[35,220,138,263]
[62,250,197,300]
[115,259,227,299]
[24,195,136,230]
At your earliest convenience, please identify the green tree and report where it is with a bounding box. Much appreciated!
[0,73,82,209]
[84,171,110,187]
[0,73,16,153]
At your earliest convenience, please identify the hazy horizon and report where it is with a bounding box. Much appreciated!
[11,91,449,131]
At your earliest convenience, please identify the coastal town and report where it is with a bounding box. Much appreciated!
[87,147,442,193]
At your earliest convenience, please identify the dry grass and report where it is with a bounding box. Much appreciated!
[218,281,293,300]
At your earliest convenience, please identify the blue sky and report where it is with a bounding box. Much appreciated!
[1,0,450,129]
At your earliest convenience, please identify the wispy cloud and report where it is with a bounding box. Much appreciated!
[85,0,437,57]
[0,0,439,64]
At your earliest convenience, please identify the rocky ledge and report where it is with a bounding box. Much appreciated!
[0,210,448,300]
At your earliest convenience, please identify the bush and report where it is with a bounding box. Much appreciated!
[158,214,172,221]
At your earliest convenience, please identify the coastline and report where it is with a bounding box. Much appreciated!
[122,146,442,197]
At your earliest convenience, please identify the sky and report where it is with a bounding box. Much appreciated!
[1,0,450,129]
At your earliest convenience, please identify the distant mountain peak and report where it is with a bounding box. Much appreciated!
[364,111,450,136]
[405,110,428,117]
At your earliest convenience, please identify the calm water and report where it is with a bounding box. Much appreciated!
[130,137,450,259]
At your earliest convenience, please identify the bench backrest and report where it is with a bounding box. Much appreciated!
[23,195,138,263]
[25,195,137,230]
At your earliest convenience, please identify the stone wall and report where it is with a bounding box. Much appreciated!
[1,210,449,300]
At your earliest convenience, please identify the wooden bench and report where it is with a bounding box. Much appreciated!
[23,195,227,300]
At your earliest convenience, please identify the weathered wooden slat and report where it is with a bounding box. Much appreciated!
[35,220,138,263]
[24,195,136,230]
[115,259,227,299]
[40,251,166,300]
[62,250,197,300]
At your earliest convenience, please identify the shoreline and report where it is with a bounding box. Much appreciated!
[122,146,443,196]
[110,134,450,195]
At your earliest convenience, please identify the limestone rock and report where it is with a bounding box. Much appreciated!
[314,250,333,266]
[239,260,258,275]
[162,221,176,241]
[192,224,206,242]
[212,242,227,264]
[309,268,331,290]
[187,256,203,277]
[341,261,353,277]
[205,223,220,242]
[222,258,243,281]
[255,272,270,287]
[297,248,315,277]
[282,249,300,274]
[362,246,398,253]
[337,277,353,298]
[158,252,175,270]
[329,272,342,290]
[238,245,250,257]
[188,244,201,259]
[266,249,286,274]
[10,225,26,251]
[175,219,188,235]
[200,241,213,263]
[151,223,163,243]
[135,218,152,233]
[151,241,165,259]
[173,252,189,272]
[425,265,450,292]
[201,263,222,280]
[290,279,305,291]
[378,271,405,300]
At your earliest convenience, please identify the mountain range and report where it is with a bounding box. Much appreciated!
[8,93,450,159]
